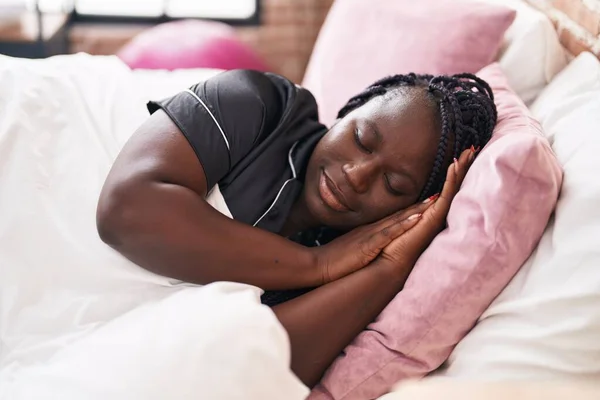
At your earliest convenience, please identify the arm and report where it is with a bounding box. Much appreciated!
[97,111,421,290]
[97,110,321,290]
[274,257,410,387]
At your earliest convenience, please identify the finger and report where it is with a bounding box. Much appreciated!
[379,214,428,263]
[432,147,474,216]
[454,149,470,183]
[373,197,435,228]
[429,160,459,220]
[362,213,423,259]
[468,145,477,164]
[441,160,459,201]
[456,147,476,185]
[390,198,436,222]
[446,149,472,190]
[460,147,472,163]
[462,147,474,165]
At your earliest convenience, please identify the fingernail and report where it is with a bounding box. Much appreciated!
[470,145,475,154]
[407,213,422,221]
[453,157,458,164]
[475,146,481,153]
[422,193,439,204]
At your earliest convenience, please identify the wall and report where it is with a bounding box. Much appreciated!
[525,0,600,57]
[238,0,334,83]
[69,0,335,83]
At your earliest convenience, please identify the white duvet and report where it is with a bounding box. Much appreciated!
[0,53,308,399]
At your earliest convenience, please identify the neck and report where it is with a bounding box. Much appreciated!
[280,192,319,237]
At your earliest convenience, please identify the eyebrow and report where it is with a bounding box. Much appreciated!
[364,119,383,144]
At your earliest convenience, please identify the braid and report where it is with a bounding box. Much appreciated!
[420,96,451,198]
[336,71,497,201]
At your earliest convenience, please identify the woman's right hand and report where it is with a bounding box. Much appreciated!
[379,147,475,275]
[310,198,436,285]
[311,147,475,286]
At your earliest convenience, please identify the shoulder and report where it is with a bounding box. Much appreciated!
[196,70,289,133]
[202,69,317,109]
[199,69,294,111]
[198,69,322,139]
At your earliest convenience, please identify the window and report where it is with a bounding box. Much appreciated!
[28,0,259,24]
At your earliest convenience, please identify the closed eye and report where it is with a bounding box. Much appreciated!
[354,128,371,154]
[384,174,405,196]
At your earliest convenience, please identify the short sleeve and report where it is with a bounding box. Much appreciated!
[147,70,285,189]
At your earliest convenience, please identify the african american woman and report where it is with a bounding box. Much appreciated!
[96,70,497,387]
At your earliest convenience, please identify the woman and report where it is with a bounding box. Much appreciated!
[96,70,496,386]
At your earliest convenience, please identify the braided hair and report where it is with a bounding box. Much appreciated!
[337,72,497,201]
[262,73,497,307]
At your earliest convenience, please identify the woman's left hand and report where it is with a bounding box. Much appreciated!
[379,147,475,274]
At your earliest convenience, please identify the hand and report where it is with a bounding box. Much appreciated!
[379,147,475,273]
[310,199,436,285]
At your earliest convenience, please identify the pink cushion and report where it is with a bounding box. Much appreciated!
[302,0,516,127]
[309,64,563,399]
[118,20,268,71]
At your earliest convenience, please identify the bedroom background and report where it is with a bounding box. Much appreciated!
[2,1,600,399]
[0,0,335,83]
[1,0,597,83]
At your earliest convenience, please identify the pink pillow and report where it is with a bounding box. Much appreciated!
[118,20,268,71]
[302,0,516,127]
[309,64,563,399]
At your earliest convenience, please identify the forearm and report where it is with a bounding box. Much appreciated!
[273,259,409,387]
[97,180,320,290]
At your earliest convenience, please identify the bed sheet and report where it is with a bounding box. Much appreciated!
[0,53,307,400]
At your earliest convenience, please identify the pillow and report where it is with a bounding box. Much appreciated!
[309,63,563,400]
[301,0,516,127]
[433,52,600,382]
[477,0,569,105]
[118,20,268,72]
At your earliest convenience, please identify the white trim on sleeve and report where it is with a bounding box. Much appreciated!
[184,89,230,152]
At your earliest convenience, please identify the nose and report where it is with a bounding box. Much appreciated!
[342,159,379,194]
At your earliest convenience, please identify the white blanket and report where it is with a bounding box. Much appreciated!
[0,53,308,399]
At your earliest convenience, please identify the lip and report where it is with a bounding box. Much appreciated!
[318,168,353,213]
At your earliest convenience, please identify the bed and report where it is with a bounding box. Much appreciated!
[1,0,600,399]
[0,55,308,399]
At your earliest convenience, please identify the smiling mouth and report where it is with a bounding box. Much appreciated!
[318,168,352,213]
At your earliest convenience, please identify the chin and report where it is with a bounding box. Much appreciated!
[304,187,329,225]
[307,198,356,231]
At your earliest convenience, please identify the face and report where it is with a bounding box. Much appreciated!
[302,87,441,231]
